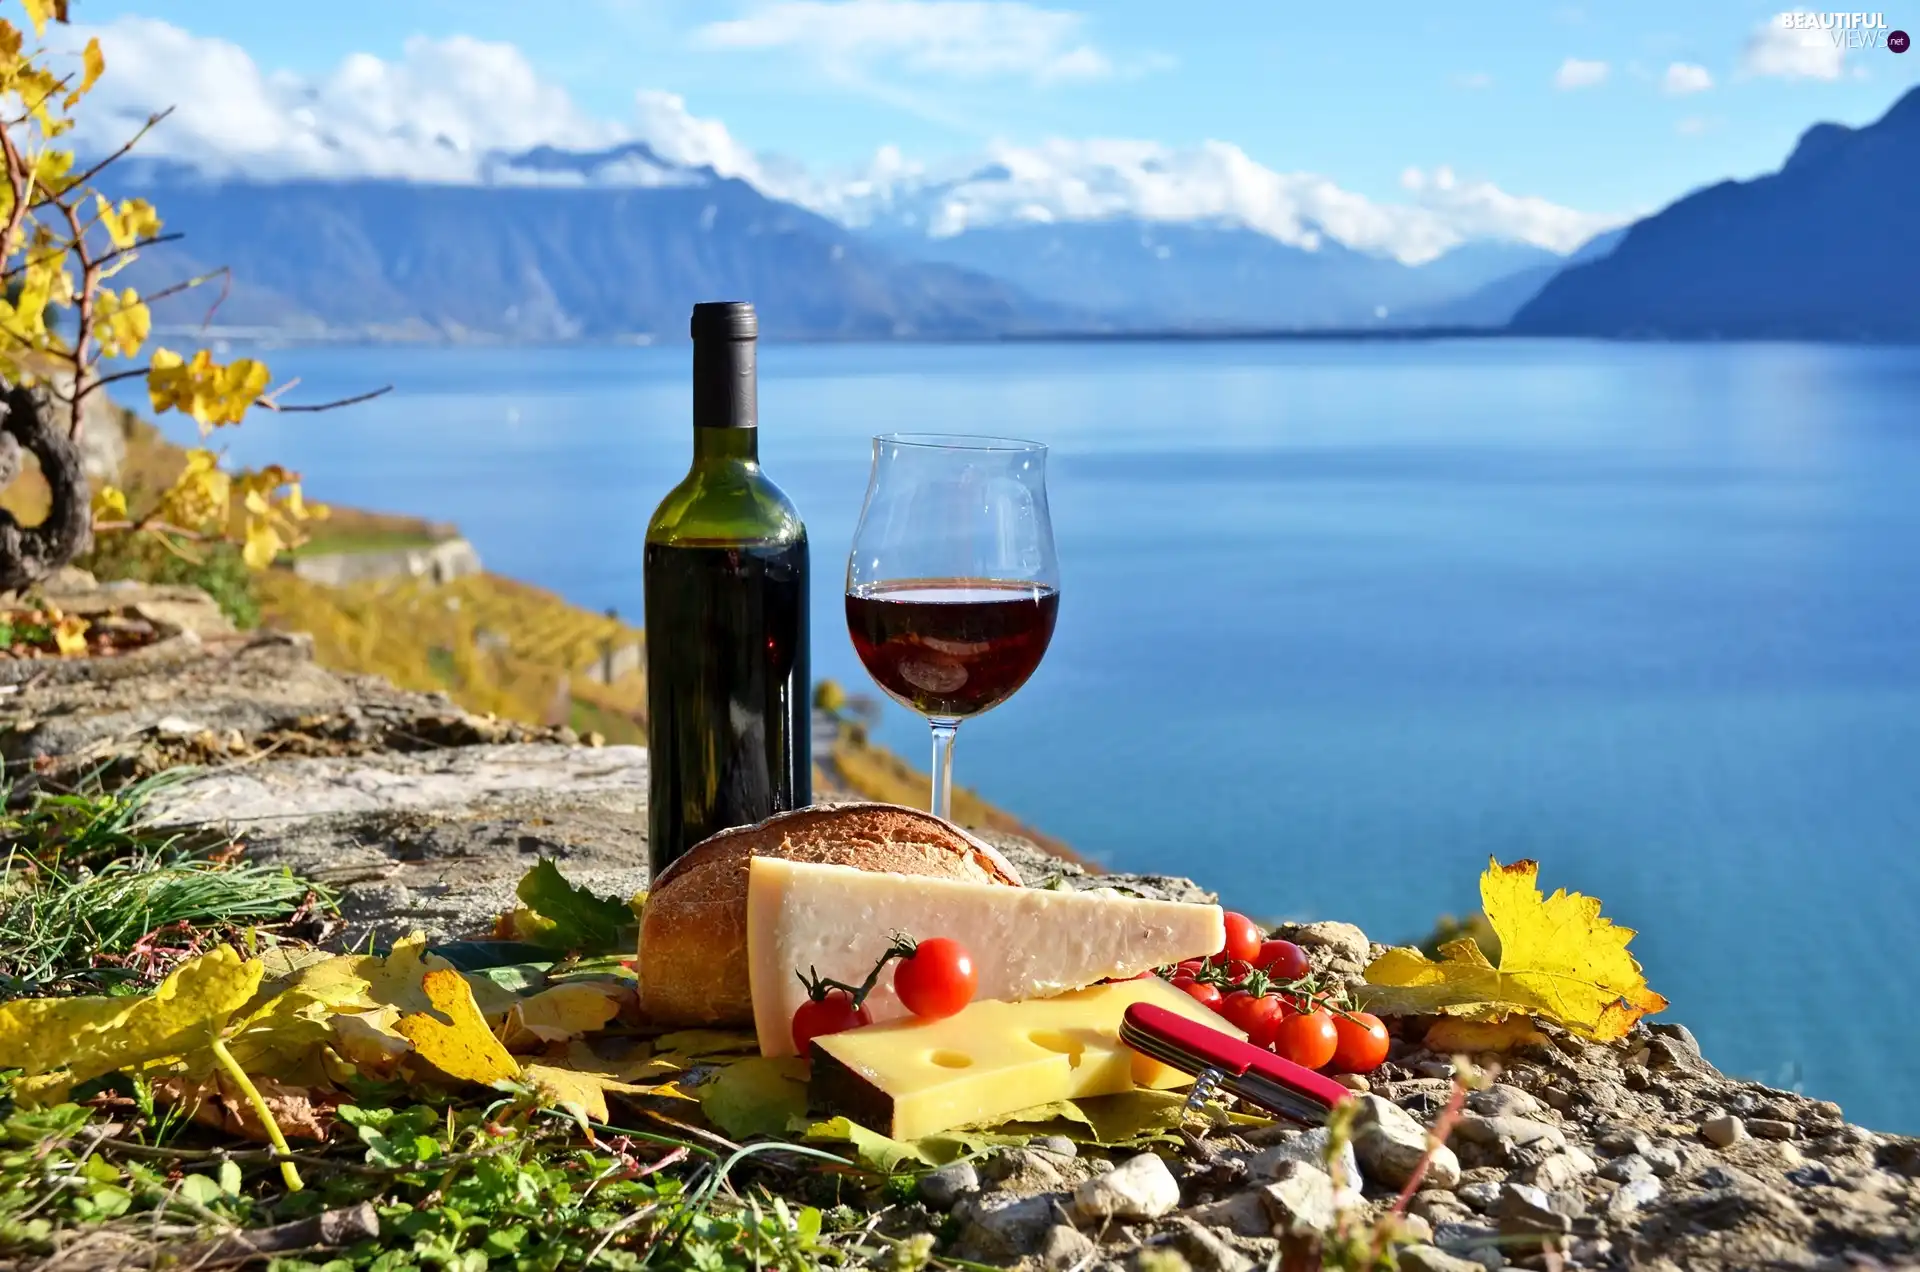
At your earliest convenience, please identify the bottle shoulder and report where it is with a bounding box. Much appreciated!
[647,463,807,547]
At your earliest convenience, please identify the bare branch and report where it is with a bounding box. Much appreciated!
[61,106,175,194]
[59,198,101,437]
[257,385,395,414]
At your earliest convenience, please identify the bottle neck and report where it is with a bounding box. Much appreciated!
[693,423,759,465]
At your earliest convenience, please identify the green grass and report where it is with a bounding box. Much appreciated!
[0,773,334,996]
[77,536,262,630]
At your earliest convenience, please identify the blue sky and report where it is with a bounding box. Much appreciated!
[65,1,1920,250]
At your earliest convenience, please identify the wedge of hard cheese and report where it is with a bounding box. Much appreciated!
[810,977,1242,1140]
[746,857,1225,1057]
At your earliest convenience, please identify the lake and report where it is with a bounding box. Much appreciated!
[153,337,1920,1133]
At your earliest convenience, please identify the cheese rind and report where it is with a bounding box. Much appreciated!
[809,977,1243,1140]
[746,857,1226,1056]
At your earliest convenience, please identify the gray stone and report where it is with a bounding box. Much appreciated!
[1747,1118,1798,1141]
[1033,1135,1081,1159]
[1267,920,1370,968]
[1450,1114,1566,1161]
[1258,1160,1336,1233]
[1037,1223,1098,1271]
[1465,1086,1551,1122]
[1408,1189,1473,1227]
[1642,1144,1683,1177]
[1496,1183,1571,1238]
[1171,1219,1257,1272]
[954,1192,1062,1263]
[1072,1153,1181,1224]
[919,1161,981,1209]
[1702,1114,1748,1148]
[1606,1176,1663,1216]
[1429,1221,1500,1253]
[1785,1163,1836,1188]
[1414,1059,1458,1080]
[1248,1127,1358,1189]
[1593,1125,1653,1158]
[1180,1191,1271,1239]
[987,1148,1069,1195]
[1598,1153,1652,1183]
[1517,1147,1595,1192]
[1352,1095,1462,1190]
[1453,1181,1502,1214]
[1396,1246,1488,1272]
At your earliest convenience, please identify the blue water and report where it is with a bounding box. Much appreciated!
[157,338,1920,1133]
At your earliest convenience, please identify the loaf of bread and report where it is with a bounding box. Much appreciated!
[637,803,1024,1026]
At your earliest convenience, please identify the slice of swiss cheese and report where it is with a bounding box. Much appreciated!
[746,856,1225,1057]
[809,976,1242,1140]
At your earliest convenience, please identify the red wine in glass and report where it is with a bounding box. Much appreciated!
[846,578,1059,719]
[844,433,1060,822]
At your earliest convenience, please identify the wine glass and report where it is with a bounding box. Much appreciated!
[845,434,1060,823]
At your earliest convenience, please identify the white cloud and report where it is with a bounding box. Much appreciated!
[830,142,1626,263]
[1553,57,1609,90]
[691,1,1113,84]
[65,17,1624,265]
[1661,62,1713,94]
[1742,11,1847,80]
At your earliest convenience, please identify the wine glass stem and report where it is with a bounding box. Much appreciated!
[928,717,959,822]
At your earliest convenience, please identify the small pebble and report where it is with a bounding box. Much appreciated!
[1454,1180,1502,1214]
[1643,1144,1683,1177]
[1415,1059,1458,1080]
[1786,1163,1836,1188]
[917,1161,980,1209]
[1031,1135,1079,1159]
[1702,1114,1748,1149]
[1747,1118,1798,1141]
[1334,1073,1371,1093]
[1496,1182,1571,1237]
[1594,1125,1653,1158]
[1605,1176,1663,1216]
[1598,1153,1652,1183]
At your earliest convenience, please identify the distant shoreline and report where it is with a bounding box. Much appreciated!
[170,325,1920,351]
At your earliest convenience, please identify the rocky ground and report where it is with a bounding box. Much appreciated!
[4,577,1918,1270]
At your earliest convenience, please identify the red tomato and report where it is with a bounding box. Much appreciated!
[1270,1010,1339,1071]
[1254,939,1310,982]
[791,990,870,1057]
[1178,980,1224,1010]
[1217,912,1264,965]
[1220,990,1288,1038]
[1176,959,1208,977]
[893,937,978,1020]
[1330,1011,1391,1074]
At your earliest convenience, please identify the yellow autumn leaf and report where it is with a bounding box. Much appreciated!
[50,612,87,656]
[0,947,262,1088]
[94,287,150,359]
[499,981,630,1051]
[1361,858,1668,1041]
[19,0,64,38]
[91,484,127,521]
[395,968,521,1086]
[522,1042,660,1124]
[95,196,160,251]
[1423,1016,1551,1055]
[242,517,283,569]
[75,35,103,99]
[330,1011,411,1079]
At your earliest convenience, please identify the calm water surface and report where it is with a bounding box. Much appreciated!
[161,338,1920,1132]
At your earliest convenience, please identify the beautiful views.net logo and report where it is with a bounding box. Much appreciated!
[1780,12,1911,51]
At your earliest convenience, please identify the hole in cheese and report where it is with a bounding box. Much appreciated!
[927,1049,973,1069]
[1027,1029,1089,1065]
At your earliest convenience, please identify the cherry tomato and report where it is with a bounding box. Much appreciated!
[1178,980,1223,1010]
[893,937,978,1020]
[1220,990,1289,1039]
[1216,912,1264,966]
[1176,959,1208,977]
[1330,1011,1391,1074]
[1269,1010,1339,1071]
[791,990,870,1057]
[1254,939,1310,982]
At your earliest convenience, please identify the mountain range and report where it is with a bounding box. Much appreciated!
[113,85,1919,343]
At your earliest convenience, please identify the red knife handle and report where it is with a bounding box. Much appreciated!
[1126,1002,1352,1111]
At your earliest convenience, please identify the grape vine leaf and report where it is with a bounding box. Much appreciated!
[0,946,262,1089]
[499,981,631,1050]
[1361,857,1668,1041]
[515,858,637,955]
[697,1056,809,1139]
[394,969,521,1085]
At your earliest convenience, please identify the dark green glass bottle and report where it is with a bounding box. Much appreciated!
[644,302,810,877]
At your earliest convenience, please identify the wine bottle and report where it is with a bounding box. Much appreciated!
[644,301,810,876]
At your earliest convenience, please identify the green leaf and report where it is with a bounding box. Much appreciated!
[798,1116,1025,1173]
[697,1057,808,1139]
[515,859,635,955]
[424,941,555,973]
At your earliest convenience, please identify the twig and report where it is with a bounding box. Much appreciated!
[255,385,394,414]
[62,108,175,193]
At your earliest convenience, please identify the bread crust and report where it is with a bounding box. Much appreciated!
[638,804,1024,1026]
